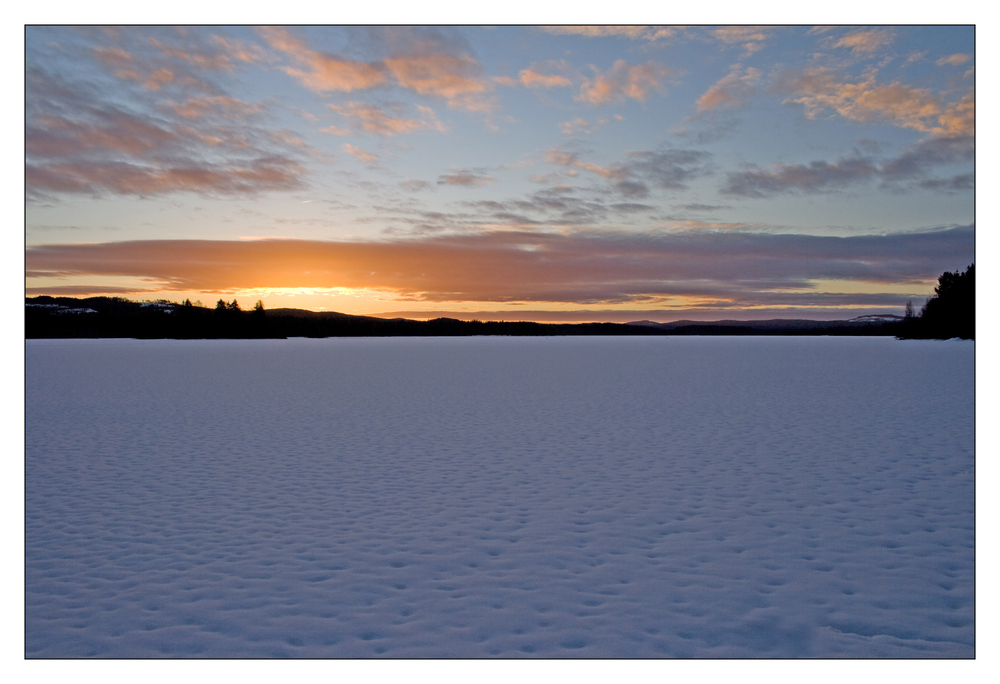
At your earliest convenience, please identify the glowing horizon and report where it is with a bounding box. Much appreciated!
[26,26,974,322]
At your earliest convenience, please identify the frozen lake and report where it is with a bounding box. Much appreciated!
[25,336,974,658]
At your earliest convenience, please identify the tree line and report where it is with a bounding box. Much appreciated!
[898,264,974,340]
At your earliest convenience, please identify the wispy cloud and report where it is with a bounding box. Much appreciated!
[323,102,445,136]
[559,116,618,135]
[342,143,379,165]
[25,28,321,200]
[517,61,574,89]
[936,53,971,66]
[577,60,675,105]
[722,157,879,197]
[696,65,762,112]
[26,65,306,199]
[722,134,974,197]
[709,26,773,55]
[540,26,677,42]
[259,26,388,92]
[384,52,492,110]
[782,67,974,136]
[437,169,496,187]
[546,147,711,198]
[832,28,896,55]
[260,26,496,112]
[166,95,265,120]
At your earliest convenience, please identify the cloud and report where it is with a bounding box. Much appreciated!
[783,68,974,136]
[723,157,878,197]
[167,95,265,120]
[696,66,762,112]
[260,26,494,112]
[88,28,271,95]
[26,157,303,197]
[673,204,730,212]
[437,169,496,186]
[342,143,379,165]
[546,147,711,197]
[400,178,431,192]
[710,26,773,55]
[560,118,591,135]
[540,26,676,42]
[832,28,895,55]
[723,135,974,197]
[383,52,492,110]
[518,68,572,89]
[936,53,971,66]
[26,63,308,199]
[210,35,269,65]
[259,26,388,93]
[577,60,675,105]
[26,225,973,307]
[323,102,445,136]
[918,174,974,192]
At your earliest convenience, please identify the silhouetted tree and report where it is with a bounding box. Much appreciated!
[899,264,974,340]
[904,300,914,319]
[216,299,227,310]
[253,300,265,312]
[227,299,241,311]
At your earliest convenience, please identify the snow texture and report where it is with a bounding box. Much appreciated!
[25,336,974,658]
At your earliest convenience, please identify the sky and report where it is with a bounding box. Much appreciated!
[24,25,975,322]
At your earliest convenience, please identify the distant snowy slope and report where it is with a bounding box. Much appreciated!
[25,337,974,657]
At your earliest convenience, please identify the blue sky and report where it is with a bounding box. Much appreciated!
[25,25,974,321]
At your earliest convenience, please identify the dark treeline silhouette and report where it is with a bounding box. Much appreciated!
[25,296,676,339]
[897,264,974,340]
[25,296,912,339]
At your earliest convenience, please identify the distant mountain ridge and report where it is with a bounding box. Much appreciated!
[26,296,909,339]
[628,315,904,332]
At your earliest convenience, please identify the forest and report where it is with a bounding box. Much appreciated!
[896,264,975,340]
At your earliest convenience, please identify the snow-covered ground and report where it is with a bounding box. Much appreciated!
[25,336,974,658]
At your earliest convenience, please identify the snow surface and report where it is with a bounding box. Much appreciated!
[25,336,974,658]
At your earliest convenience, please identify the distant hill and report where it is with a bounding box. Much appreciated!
[26,296,907,339]
[626,316,904,336]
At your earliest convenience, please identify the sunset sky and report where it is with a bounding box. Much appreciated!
[25,25,975,321]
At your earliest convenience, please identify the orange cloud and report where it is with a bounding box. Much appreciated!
[561,118,593,135]
[211,35,269,65]
[324,102,445,136]
[696,66,762,112]
[260,27,493,111]
[518,68,572,89]
[710,26,772,55]
[577,60,674,105]
[832,28,895,54]
[259,26,387,93]
[786,68,974,136]
[384,52,493,111]
[936,53,971,66]
[540,26,676,42]
[149,37,236,71]
[342,143,378,165]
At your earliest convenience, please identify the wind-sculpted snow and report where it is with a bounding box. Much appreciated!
[25,337,974,657]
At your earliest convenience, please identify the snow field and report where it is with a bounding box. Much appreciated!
[25,336,974,657]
